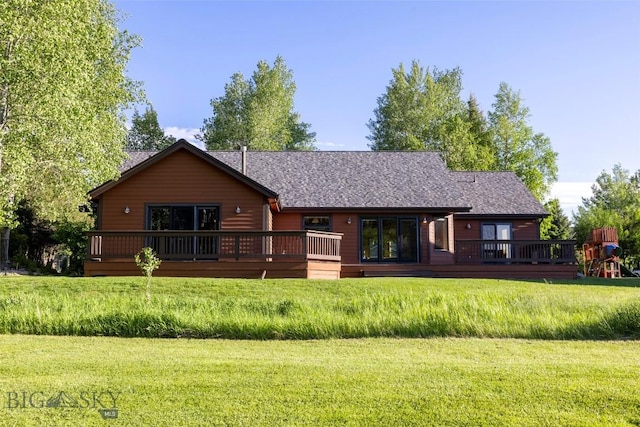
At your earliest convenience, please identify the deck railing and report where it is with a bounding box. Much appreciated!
[87,230,342,262]
[455,240,576,264]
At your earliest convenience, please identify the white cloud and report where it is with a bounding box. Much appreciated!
[164,127,203,149]
[548,182,594,216]
[315,141,346,150]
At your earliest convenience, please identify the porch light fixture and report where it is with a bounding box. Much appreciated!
[347,217,352,225]
[466,223,472,229]
[124,206,130,214]
[422,217,428,224]
[235,206,241,214]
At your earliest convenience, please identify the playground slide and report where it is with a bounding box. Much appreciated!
[620,264,640,278]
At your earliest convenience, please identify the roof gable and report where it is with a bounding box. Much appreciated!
[89,140,279,201]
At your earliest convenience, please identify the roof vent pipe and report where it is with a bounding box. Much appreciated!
[241,145,247,175]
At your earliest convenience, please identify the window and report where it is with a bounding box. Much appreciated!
[434,217,449,250]
[146,205,220,259]
[147,205,219,231]
[482,223,512,241]
[361,217,418,263]
[482,223,512,260]
[303,216,331,232]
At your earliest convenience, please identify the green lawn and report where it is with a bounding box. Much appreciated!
[1,335,639,426]
[1,276,639,425]
[0,276,638,339]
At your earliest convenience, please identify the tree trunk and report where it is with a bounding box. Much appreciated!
[0,226,9,270]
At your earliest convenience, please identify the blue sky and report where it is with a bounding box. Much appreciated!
[113,0,640,215]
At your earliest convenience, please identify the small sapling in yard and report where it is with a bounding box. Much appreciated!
[134,247,162,303]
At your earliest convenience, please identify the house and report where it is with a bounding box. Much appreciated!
[85,140,576,279]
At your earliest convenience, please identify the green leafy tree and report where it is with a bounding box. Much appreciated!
[199,56,315,151]
[367,62,497,171]
[135,247,162,303]
[488,82,558,201]
[465,94,495,168]
[540,198,572,240]
[367,61,465,151]
[0,0,141,268]
[126,105,176,150]
[573,165,640,268]
[367,68,558,201]
[53,218,93,276]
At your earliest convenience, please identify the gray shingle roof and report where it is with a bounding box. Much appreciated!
[452,171,547,216]
[209,151,470,210]
[121,151,156,171]
[119,145,546,216]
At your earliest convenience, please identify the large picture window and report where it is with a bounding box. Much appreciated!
[148,205,219,231]
[361,217,418,263]
[146,205,220,258]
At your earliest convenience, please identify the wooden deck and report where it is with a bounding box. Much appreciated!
[85,230,343,279]
[342,264,577,279]
[343,239,578,279]
[454,239,576,265]
[85,232,577,280]
[84,259,342,279]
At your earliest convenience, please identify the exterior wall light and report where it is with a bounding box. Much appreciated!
[124,206,130,214]
[347,217,352,225]
[235,206,241,214]
[466,223,472,229]
[422,217,428,224]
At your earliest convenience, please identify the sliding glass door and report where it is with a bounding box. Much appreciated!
[361,217,418,263]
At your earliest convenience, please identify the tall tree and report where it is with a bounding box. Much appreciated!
[573,165,640,268]
[465,94,495,169]
[540,198,572,240]
[366,61,496,171]
[199,56,315,151]
[367,61,465,151]
[0,0,140,268]
[488,82,558,201]
[126,105,176,150]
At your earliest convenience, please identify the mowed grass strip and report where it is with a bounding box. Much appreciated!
[0,276,639,339]
[0,335,639,426]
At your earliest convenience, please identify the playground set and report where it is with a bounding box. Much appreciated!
[582,227,622,278]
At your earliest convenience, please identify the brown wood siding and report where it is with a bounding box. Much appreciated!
[100,150,267,231]
[273,212,301,230]
[512,220,540,239]
[332,213,359,264]
[454,219,481,240]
